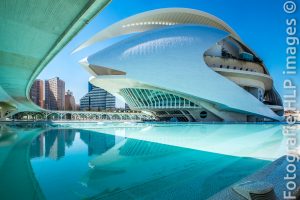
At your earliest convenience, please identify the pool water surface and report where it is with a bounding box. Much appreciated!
[0,123,297,199]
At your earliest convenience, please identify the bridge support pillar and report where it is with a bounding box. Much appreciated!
[0,103,15,120]
[0,108,7,120]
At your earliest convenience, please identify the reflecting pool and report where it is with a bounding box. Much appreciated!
[0,123,298,200]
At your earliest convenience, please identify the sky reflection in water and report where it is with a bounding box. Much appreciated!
[1,123,298,199]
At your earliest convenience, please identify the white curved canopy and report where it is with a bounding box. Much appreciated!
[73,8,240,53]
[80,25,283,121]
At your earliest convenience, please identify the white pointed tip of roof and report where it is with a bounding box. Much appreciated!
[72,48,80,54]
[79,57,89,66]
[79,57,98,77]
[72,29,105,54]
[73,8,240,53]
[89,76,96,82]
[72,43,90,54]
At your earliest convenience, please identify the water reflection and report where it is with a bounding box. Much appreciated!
[80,131,116,156]
[28,128,271,200]
[45,130,66,160]
[29,129,120,160]
[0,123,298,200]
[0,124,46,200]
[30,134,44,158]
[73,123,300,160]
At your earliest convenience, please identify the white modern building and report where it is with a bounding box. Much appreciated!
[76,8,284,122]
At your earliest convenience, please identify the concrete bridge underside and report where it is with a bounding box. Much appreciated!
[0,0,111,119]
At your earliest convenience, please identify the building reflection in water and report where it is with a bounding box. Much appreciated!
[30,129,118,160]
[80,131,116,156]
[65,130,76,147]
[30,133,44,158]
[45,130,66,160]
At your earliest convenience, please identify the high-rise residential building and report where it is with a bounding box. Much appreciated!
[80,83,116,111]
[30,79,44,108]
[65,90,76,111]
[45,77,65,110]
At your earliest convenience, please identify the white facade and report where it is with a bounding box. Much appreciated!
[77,8,284,122]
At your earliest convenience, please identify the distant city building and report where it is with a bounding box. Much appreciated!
[125,103,131,110]
[80,83,116,111]
[75,104,80,111]
[45,77,65,110]
[65,90,76,111]
[30,79,44,108]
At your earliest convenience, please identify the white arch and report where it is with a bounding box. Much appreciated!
[73,8,240,53]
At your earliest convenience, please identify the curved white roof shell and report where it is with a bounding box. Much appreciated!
[73,8,240,53]
[80,25,283,121]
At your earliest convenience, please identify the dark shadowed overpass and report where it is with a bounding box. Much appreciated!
[0,0,111,119]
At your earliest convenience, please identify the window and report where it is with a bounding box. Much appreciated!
[220,65,223,68]
[227,66,230,69]
[240,67,243,70]
[233,67,236,70]
[200,111,207,118]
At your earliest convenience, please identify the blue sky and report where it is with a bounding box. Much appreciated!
[38,0,299,107]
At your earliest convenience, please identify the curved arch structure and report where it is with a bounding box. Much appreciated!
[73,8,240,53]
[78,8,284,122]
[0,0,111,119]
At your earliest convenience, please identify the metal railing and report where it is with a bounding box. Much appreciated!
[11,110,154,121]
